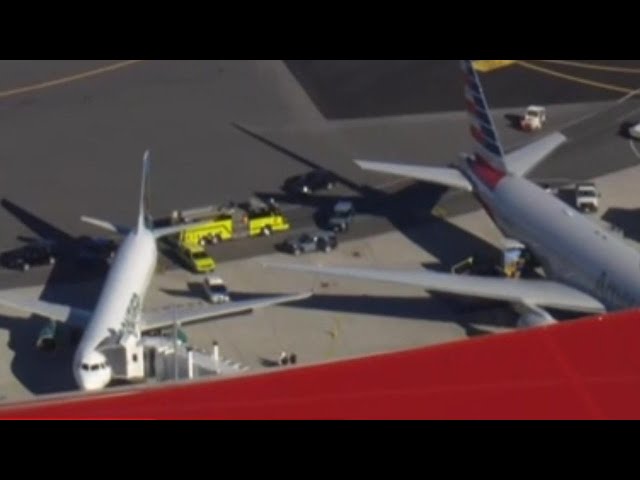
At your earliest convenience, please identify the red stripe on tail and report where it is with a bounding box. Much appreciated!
[470,155,506,190]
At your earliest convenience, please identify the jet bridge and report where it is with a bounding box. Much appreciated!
[99,323,248,385]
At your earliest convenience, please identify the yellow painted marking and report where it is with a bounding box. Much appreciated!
[472,60,516,73]
[538,60,640,74]
[515,60,636,95]
[326,317,341,359]
[0,60,142,100]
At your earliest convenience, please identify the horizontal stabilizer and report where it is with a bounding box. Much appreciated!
[505,132,568,177]
[140,291,312,331]
[81,216,130,236]
[355,160,472,191]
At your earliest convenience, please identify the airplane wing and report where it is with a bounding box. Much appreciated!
[0,294,91,327]
[139,292,312,331]
[355,160,473,191]
[262,263,605,314]
[505,132,567,177]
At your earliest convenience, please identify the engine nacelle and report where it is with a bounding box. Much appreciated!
[515,304,557,328]
[36,320,59,351]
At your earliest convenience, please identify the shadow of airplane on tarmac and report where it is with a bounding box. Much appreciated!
[0,199,113,395]
[284,291,516,338]
[232,122,500,269]
[602,207,640,243]
[0,313,77,396]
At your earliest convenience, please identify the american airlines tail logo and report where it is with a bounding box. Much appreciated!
[461,60,506,174]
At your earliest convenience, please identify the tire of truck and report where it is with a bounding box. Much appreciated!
[262,226,272,237]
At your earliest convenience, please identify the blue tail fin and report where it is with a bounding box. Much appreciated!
[461,60,507,173]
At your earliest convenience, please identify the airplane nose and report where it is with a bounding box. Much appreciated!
[75,366,112,391]
[74,351,112,391]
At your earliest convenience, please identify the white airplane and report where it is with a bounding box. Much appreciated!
[0,151,311,391]
[265,60,640,327]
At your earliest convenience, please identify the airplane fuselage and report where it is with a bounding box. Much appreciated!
[73,228,157,390]
[464,158,640,311]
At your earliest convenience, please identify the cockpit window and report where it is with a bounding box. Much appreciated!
[90,364,99,371]
[81,363,90,371]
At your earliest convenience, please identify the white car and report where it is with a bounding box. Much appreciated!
[203,274,230,304]
[629,122,640,140]
[520,105,546,131]
[575,182,600,213]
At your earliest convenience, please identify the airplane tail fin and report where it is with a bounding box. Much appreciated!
[461,60,507,173]
[138,150,153,232]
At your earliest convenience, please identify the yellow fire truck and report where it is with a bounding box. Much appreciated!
[172,198,290,247]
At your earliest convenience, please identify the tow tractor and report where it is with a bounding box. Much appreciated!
[520,105,546,132]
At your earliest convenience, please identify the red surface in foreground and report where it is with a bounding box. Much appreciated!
[2,309,640,419]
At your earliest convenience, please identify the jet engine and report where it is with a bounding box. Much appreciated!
[36,320,60,351]
[515,304,557,328]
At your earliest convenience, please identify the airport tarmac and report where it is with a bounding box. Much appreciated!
[2,159,640,403]
[1,60,640,403]
[1,98,638,290]
[1,60,639,261]
[285,60,640,119]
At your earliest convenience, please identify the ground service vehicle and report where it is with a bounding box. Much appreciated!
[173,198,290,247]
[0,243,56,271]
[175,243,216,273]
[327,200,355,232]
[520,105,546,131]
[575,183,600,213]
[202,274,230,304]
[281,231,338,256]
[283,169,337,195]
